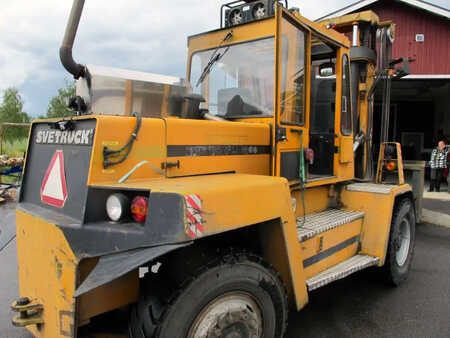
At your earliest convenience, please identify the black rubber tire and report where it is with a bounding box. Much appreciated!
[128,282,167,338]
[128,251,288,338]
[384,198,416,286]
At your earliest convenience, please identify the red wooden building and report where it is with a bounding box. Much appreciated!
[320,0,450,161]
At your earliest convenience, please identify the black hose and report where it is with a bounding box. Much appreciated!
[103,113,142,169]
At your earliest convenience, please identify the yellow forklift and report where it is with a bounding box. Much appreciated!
[7,0,418,337]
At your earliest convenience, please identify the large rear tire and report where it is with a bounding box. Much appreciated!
[384,198,416,286]
[129,251,288,338]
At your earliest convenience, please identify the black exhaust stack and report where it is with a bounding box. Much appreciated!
[60,0,86,79]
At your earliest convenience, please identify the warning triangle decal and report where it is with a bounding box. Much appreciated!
[41,150,68,208]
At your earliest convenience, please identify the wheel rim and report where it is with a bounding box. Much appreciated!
[188,291,263,338]
[395,217,411,266]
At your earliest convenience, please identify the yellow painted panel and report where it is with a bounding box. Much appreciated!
[300,219,362,278]
[291,186,329,217]
[167,155,270,177]
[340,136,353,163]
[165,118,270,145]
[92,174,309,310]
[78,270,139,323]
[165,118,271,177]
[341,191,391,263]
[16,210,78,338]
[188,18,276,54]
[318,11,380,29]
[304,243,359,278]
[88,116,167,184]
[340,184,411,264]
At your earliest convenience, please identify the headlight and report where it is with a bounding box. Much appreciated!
[106,193,129,222]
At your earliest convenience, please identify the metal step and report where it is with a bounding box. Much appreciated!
[346,183,397,194]
[306,255,379,291]
[297,209,365,242]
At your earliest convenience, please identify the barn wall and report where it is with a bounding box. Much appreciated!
[359,0,450,75]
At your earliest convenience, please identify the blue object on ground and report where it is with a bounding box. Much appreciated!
[0,166,22,175]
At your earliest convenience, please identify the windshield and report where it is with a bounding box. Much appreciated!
[190,37,275,117]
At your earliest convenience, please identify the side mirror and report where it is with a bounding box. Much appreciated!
[319,62,335,77]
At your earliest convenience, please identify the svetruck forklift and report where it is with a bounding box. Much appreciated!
[6,0,418,337]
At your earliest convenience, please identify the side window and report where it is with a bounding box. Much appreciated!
[341,54,352,135]
[280,19,305,125]
[310,38,337,135]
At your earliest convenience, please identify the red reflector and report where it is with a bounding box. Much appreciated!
[131,196,148,223]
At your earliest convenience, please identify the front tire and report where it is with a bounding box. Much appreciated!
[129,251,288,338]
[384,198,416,286]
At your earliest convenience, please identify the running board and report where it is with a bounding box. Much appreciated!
[297,209,365,242]
[306,255,379,291]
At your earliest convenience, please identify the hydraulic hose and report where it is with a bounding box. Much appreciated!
[118,161,165,183]
[103,113,142,168]
[298,133,307,227]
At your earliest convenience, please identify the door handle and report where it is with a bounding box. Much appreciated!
[161,160,180,169]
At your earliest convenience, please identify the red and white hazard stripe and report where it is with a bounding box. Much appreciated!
[185,194,204,239]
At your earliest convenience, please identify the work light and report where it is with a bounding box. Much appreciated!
[252,3,266,19]
[106,193,129,222]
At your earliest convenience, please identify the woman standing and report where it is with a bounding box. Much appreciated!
[429,140,448,192]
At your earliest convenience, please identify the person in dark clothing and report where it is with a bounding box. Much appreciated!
[429,140,448,192]
[446,146,450,193]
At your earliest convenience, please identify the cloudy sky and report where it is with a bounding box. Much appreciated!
[0,0,448,117]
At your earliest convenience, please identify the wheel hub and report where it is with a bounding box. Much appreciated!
[395,218,411,266]
[188,292,263,338]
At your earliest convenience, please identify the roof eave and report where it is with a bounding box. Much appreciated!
[317,0,449,21]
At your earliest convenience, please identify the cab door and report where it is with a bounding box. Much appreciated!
[308,38,338,179]
[274,9,309,184]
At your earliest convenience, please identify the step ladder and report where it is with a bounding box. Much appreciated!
[297,208,364,242]
[296,209,379,291]
[306,254,379,291]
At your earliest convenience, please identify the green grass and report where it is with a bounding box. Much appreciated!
[2,138,28,157]
[1,138,27,184]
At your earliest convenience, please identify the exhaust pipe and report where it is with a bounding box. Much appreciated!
[59,0,86,79]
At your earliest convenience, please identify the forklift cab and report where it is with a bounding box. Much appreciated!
[187,5,355,186]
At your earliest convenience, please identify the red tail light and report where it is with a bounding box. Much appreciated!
[386,161,397,171]
[131,196,148,223]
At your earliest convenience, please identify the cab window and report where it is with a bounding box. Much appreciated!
[341,54,352,135]
[190,38,275,118]
[279,19,305,125]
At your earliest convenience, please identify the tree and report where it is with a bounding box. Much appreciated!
[46,80,76,118]
[0,87,31,141]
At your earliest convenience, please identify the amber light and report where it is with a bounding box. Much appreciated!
[131,196,148,223]
[385,161,397,171]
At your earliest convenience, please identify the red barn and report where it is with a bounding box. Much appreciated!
[320,0,450,161]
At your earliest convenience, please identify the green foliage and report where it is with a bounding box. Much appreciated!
[46,80,76,118]
[2,138,28,157]
[0,87,31,141]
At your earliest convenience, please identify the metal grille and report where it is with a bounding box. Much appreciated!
[346,183,397,194]
[297,208,364,242]
[306,255,379,291]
